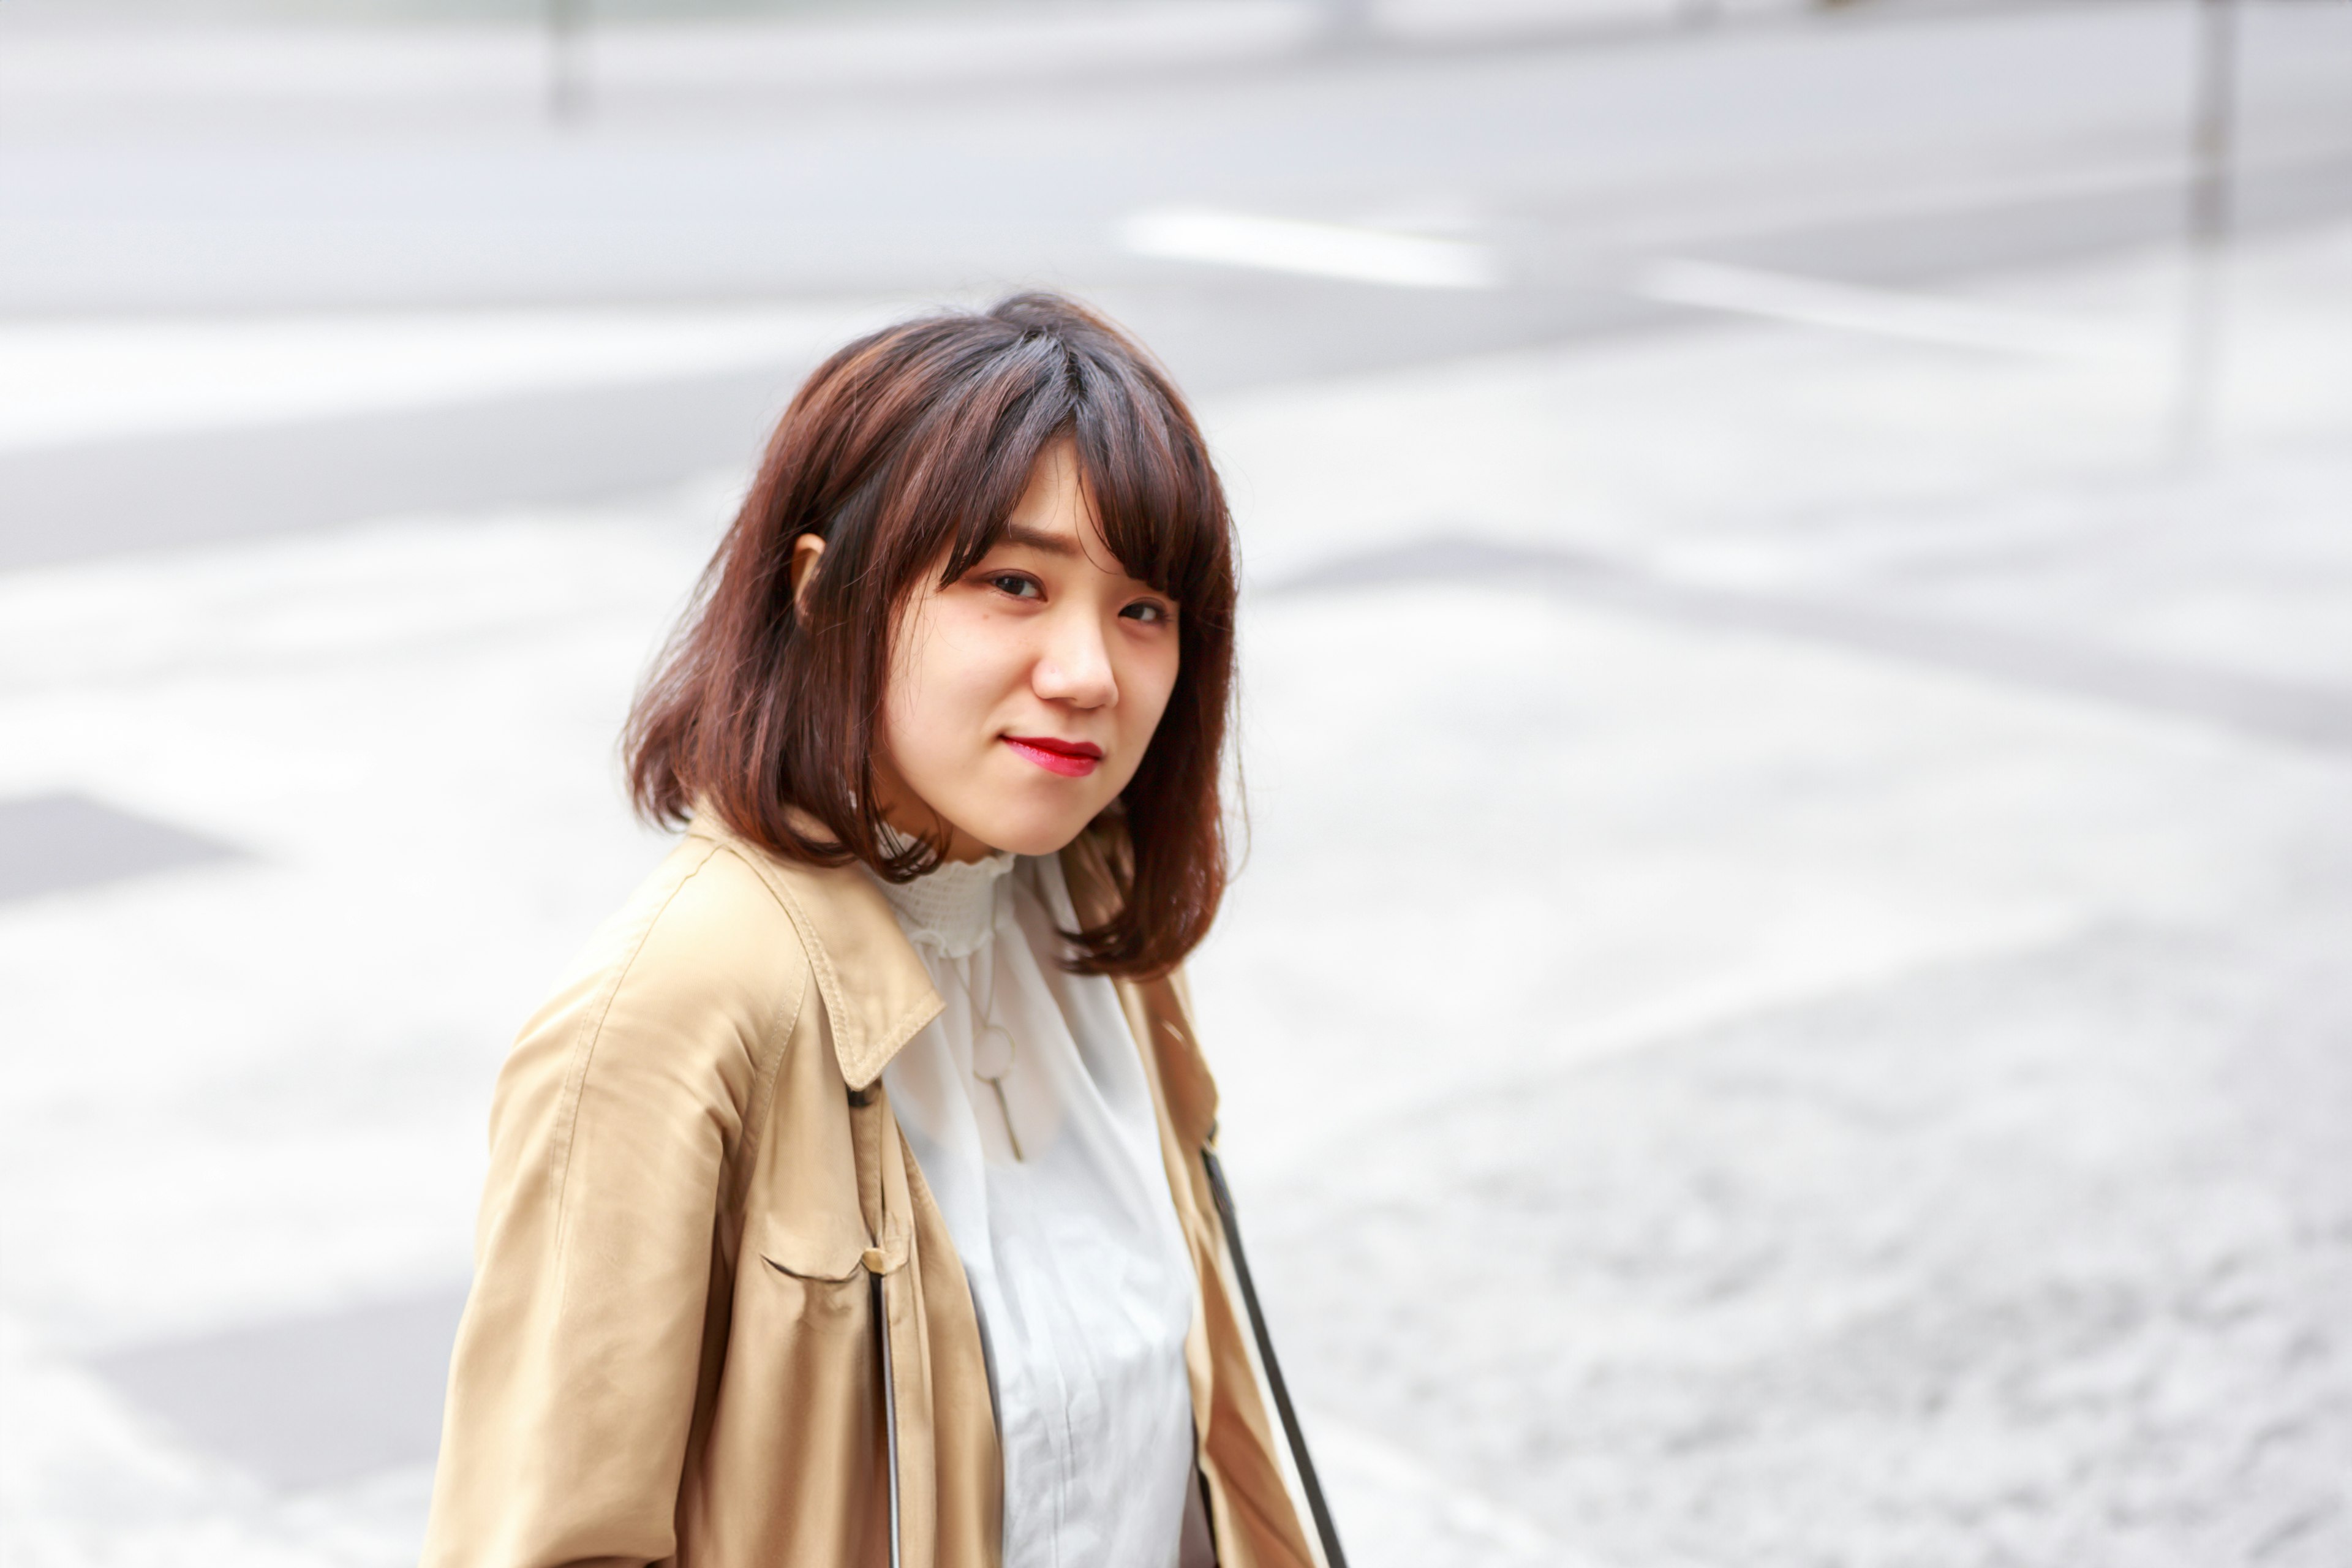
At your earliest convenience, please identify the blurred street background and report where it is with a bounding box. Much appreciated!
[2,0,2350,1563]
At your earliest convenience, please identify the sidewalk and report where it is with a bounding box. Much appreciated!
[1,223,2346,1566]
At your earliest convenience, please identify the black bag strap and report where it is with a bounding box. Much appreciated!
[1201,1142,1351,1568]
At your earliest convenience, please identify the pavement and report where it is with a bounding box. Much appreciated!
[2,3,2350,1564]
[1197,227,2352,1566]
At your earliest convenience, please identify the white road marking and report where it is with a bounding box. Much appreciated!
[1633,257,2128,359]
[0,303,902,453]
[1120,207,1502,290]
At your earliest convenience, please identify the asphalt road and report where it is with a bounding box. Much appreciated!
[2,0,2349,568]
[6,1,2350,312]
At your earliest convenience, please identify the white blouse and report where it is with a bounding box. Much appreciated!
[873,850,1214,1568]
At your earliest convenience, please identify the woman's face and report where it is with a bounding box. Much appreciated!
[873,440,1182,862]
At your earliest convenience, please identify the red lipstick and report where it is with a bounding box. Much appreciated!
[1003,734,1103,778]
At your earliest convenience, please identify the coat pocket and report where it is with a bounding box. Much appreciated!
[754,1205,873,1325]
[756,1201,870,1278]
[693,1227,888,1559]
[760,1250,864,1284]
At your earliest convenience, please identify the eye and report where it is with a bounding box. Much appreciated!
[984,572,1042,600]
[1120,599,1173,625]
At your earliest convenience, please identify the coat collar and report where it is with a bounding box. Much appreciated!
[684,808,942,1091]
[684,805,1219,1147]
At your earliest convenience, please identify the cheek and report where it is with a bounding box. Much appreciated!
[1121,639,1183,745]
[881,611,957,775]
[884,606,1025,760]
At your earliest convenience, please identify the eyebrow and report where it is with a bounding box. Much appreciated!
[995,522,1084,559]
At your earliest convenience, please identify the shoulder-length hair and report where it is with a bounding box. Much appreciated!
[625,292,1235,979]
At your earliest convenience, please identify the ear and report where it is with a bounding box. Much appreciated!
[790,535,827,617]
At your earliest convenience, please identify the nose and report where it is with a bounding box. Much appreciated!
[1032,608,1118,710]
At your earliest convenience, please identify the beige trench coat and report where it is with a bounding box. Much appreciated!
[423,811,1318,1568]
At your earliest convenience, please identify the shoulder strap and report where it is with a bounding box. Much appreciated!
[1200,1144,1351,1568]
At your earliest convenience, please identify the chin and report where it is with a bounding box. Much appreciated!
[967,801,1102,859]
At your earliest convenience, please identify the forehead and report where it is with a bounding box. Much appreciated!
[1008,440,1086,527]
[993,445,1148,582]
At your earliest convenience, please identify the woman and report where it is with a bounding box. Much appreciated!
[423,295,1334,1568]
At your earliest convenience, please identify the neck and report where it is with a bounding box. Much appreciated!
[882,809,997,864]
[872,759,998,863]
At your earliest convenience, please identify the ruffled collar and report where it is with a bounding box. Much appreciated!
[872,846,1017,959]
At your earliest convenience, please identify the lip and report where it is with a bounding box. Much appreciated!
[1002,734,1104,778]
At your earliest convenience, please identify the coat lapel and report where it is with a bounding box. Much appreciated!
[685,811,943,1091]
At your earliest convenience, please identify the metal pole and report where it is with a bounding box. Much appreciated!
[547,0,589,125]
[2171,0,2239,459]
[1321,0,1374,52]
[2188,0,2240,245]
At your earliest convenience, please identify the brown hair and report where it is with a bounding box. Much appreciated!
[625,293,1235,978]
